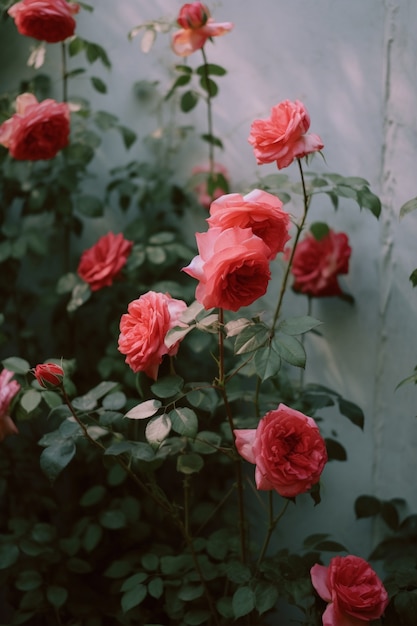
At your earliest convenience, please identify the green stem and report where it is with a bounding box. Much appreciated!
[61,42,68,103]
[256,497,291,570]
[200,47,215,189]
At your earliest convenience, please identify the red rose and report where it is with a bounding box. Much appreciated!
[234,403,327,498]
[0,93,70,161]
[290,228,351,297]
[172,2,233,57]
[207,189,290,260]
[248,100,324,170]
[183,226,271,312]
[8,0,80,44]
[118,291,187,380]
[0,369,20,442]
[191,162,229,210]
[33,362,64,389]
[311,555,389,626]
[77,232,133,292]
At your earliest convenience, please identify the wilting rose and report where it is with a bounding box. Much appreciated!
[172,2,233,57]
[311,555,389,626]
[118,291,187,380]
[183,226,271,311]
[207,189,290,260]
[234,403,327,497]
[8,0,80,43]
[33,363,64,389]
[77,232,133,292]
[191,162,229,209]
[248,100,324,169]
[0,93,70,161]
[0,369,20,442]
[290,228,351,297]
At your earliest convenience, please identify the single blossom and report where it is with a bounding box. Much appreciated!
[248,99,324,169]
[8,0,80,43]
[0,369,20,442]
[183,226,271,312]
[289,228,351,297]
[207,188,291,260]
[191,162,229,209]
[172,2,233,57]
[77,232,134,292]
[311,555,389,626]
[234,403,327,498]
[33,363,64,389]
[0,93,70,161]
[118,291,187,380]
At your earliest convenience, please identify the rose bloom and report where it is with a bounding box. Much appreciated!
[311,555,389,626]
[77,232,133,292]
[172,2,233,57]
[0,93,70,161]
[290,229,351,297]
[0,369,20,442]
[8,0,80,43]
[248,99,324,170]
[118,291,187,380]
[191,162,229,210]
[34,363,64,389]
[234,403,327,498]
[207,188,291,260]
[183,226,271,312]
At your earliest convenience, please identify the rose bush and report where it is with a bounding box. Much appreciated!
[311,555,389,626]
[171,1,233,56]
[8,0,80,43]
[77,232,134,292]
[0,92,70,160]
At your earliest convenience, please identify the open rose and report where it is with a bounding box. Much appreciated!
[191,162,229,209]
[8,0,80,43]
[248,100,324,169]
[77,232,133,292]
[0,369,20,442]
[234,403,327,497]
[172,2,233,57]
[311,555,389,626]
[183,226,271,311]
[290,228,351,297]
[0,93,70,161]
[118,291,187,380]
[207,189,290,260]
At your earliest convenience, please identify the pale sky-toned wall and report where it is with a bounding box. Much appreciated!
[2,0,417,557]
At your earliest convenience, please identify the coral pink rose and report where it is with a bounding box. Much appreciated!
[0,93,70,161]
[34,363,64,389]
[234,403,327,498]
[0,369,20,442]
[248,100,324,170]
[77,232,133,292]
[183,226,271,311]
[8,0,80,43]
[311,555,389,626]
[191,162,229,209]
[118,291,187,380]
[290,228,351,297]
[172,2,233,57]
[207,189,291,260]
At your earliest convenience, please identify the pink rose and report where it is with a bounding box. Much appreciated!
[0,369,20,442]
[77,232,133,292]
[172,2,233,57]
[207,189,291,260]
[118,291,187,380]
[8,0,80,43]
[234,403,327,497]
[191,162,229,210]
[290,228,351,297]
[311,555,389,626]
[33,363,64,389]
[248,100,324,169]
[183,226,271,312]
[0,93,70,161]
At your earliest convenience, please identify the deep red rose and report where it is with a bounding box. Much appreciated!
[77,232,133,292]
[0,93,70,161]
[8,0,80,44]
[34,363,64,389]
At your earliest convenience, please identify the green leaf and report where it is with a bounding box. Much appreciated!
[125,399,161,419]
[99,510,126,529]
[170,407,198,438]
[16,570,42,591]
[80,485,106,507]
[67,281,91,312]
[148,577,163,599]
[410,269,417,287]
[201,133,223,149]
[184,610,211,625]
[40,440,76,482]
[104,559,132,578]
[355,495,381,518]
[85,41,111,68]
[278,315,322,336]
[68,36,85,56]
[165,73,191,99]
[176,453,204,474]
[325,438,347,461]
[274,333,306,368]
[91,76,107,93]
[151,375,184,398]
[94,110,118,130]
[180,90,199,112]
[82,523,102,552]
[400,196,417,218]
[199,75,218,97]
[121,584,147,612]
[254,581,279,615]
[310,222,330,241]
[2,356,30,374]
[225,561,252,584]
[121,572,148,592]
[0,544,19,569]
[76,194,104,218]
[234,323,269,355]
[20,389,42,413]
[145,414,172,447]
[253,344,281,381]
[357,186,381,218]
[117,125,137,149]
[102,391,126,411]
[232,587,255,619]
[192,431,221,454]
[338,397,364,429]
[46,586,68,608]
[315,540,348,552]
[196,63,226,76]
[178,585,204,601]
